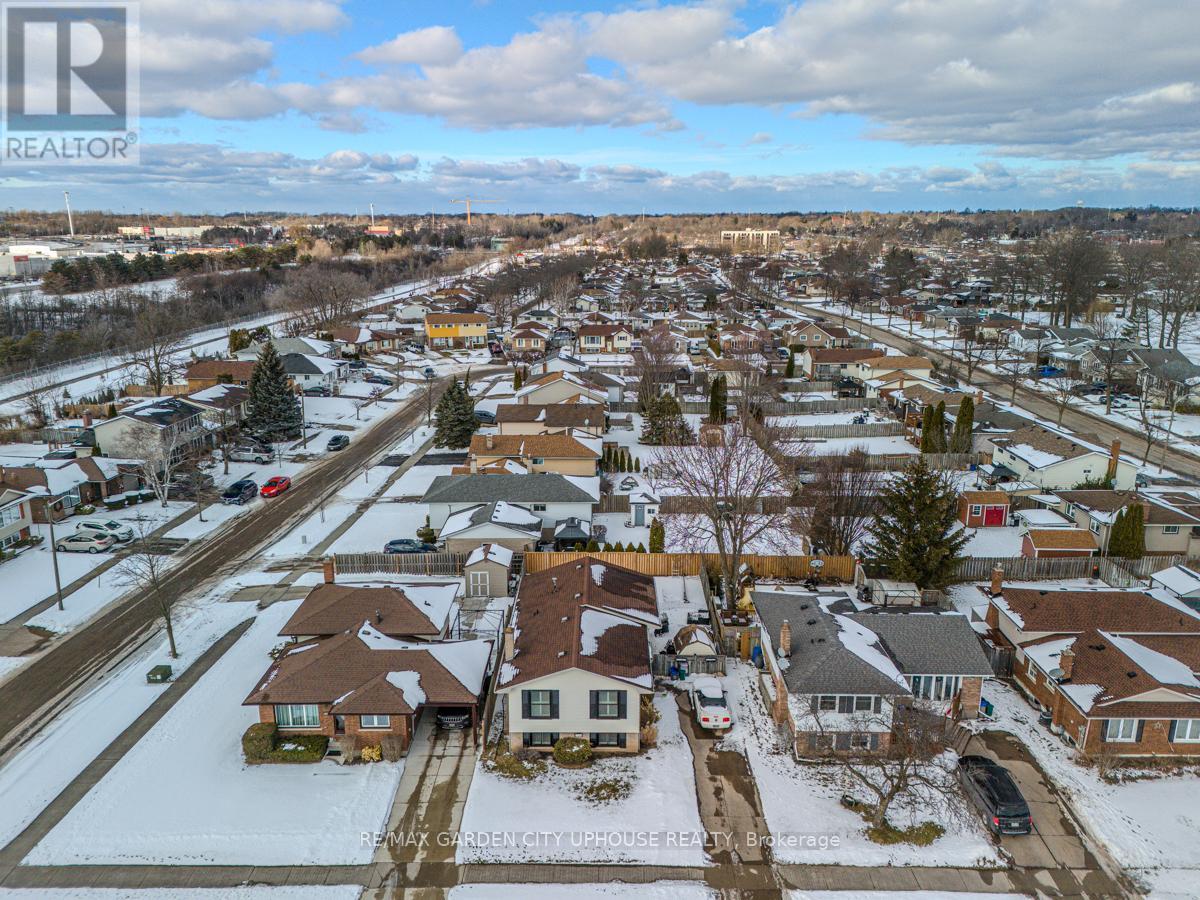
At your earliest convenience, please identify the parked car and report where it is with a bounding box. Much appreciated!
[777,347,791,359]
[347,360,367,370]
[689,677,733,732]
[43,448,78,460]
[436,709,472,730]
[56,532,115,554]
[303,385,332,397]
[75,518,133,542]
[422,366,436,379]
[1037,365,1066,378]
[221,479,257,505]
[473,409,496,425]
[364,374,394,386]
[227,445,271,464]
[383,538,438,554]
[958,755,1033,835]
[326,434,350,452]
[260,476,291,498]
[166,473,215,499]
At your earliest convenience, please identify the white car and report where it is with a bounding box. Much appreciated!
[690,676,733,732]
[75,518,133,542]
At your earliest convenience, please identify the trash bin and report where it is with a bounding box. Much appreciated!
[147,665,173,684]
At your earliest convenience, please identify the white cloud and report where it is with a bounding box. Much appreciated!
[356,26,463,66]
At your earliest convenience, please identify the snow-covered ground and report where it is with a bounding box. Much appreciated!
[27,600,404,866]
[449,886,716,900]
[951,524,1026,558]
[327,500,429,553]
[457,692,708,866]
[661,514,805,555]
[726,664,1002,869]
[971,680,1200,897]
[0,889,362,900]
[652,575,707,653]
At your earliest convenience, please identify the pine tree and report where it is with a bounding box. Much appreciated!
[612,541,625,552]
[1109,504,1145,559]
[708,375,727,424]
[246,342,302,440]
[785,348,795,379]
[513,368,523,391]
[867,458,968,590]
[950,395,974,454]
[649,517,665,553]
[634,457,641,473]
[635,542,647,553]
[919,406,936,453]
[434,381,478,449]
[932,401,949,453]
[586,539,600,552]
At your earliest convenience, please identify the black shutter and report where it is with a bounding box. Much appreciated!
[589,691,599,719]
[873,696,882,713]
[1169,720,1178,742]
[1135,720,1145,743]
[617,691,627,719]
[618,732,627,748]
[549,690,559,719]
[1099,720,1108,742]
[522,691,531,718]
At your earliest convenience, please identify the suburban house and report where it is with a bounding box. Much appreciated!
[0,455,133,521]
[0,488,33,551]
[495,403,605,437]
[985,584,1200,757]
[753,590,992,756]
[184,384,249,430]
[243,624,492,759]
[989,428,1137,491]
[422,473,598,530]
[468,432,601,477]
[234,336,334,362]
[958,490,1010,528]
[785,321,853,349]
[1045,490,1200,557]
[280,576,461,641]
[848,355,935,395]
[438,501,544,553]
[496,557,659,753]
[801,347,878,380]
[515,371,607,406]
[91,397,210,462]
[576,324,633,355]
[425,312,488,349]
[279,353,347,390]
[507,327,548,356]
[184,359,257,390]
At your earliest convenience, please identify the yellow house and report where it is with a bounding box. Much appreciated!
[425,312,488,348]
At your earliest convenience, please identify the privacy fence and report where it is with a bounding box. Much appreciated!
[949,554,1197,586]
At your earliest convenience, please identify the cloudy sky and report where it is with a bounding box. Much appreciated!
[7,0,1200,214]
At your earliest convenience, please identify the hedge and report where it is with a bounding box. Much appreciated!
[552,736,593,767]
[242,723,329,764]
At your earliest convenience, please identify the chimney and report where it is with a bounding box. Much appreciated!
[322,558,335,584]
[485,434,494,451]
[1106,439,1121,482]
[1058,646,1075,680]
[974,390,983,404]
[989,565,1004,598]
[503,626,515,661]
[779,619,792,658]
[82,410,93,428]
[551,576,558,592]
[375,609,383,624]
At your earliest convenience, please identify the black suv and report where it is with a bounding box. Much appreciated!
[220,479,257,505]
[958,755,1032,835]
[326,434,350,452]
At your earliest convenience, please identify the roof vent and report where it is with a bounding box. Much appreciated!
[1127,671,1137,678]
[551,577,559,591]
[806,619,817,626]
[575,592,582,600]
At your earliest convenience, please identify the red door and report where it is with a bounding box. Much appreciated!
[983,506,1006,527]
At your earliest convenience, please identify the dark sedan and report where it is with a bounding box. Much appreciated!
[326,434,350,451]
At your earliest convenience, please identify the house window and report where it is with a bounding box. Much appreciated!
[0,532,21,549]
[523,689,558,719]
[1105,718,1138,742]
[969,505,983,517]
[849,733,874,751]
[531,457,545,466]
[1090,520,1101,534]
[591,689,623,719]
[532,503,547,512]
[798,334,807,342]
[817,695,837,711]
[589,732,627,748]
[0,504,22,527]
[360,714,391,729]
[1164,525,1180,535]
[854,696,874,712]
[1171,719,1200,742]
[274,704,320,728]
[909,675,961,701]
[523,732,559,747]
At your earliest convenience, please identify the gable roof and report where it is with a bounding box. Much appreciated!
[470,433,600,460]
[278,581,460,639]
[422,473,599,505]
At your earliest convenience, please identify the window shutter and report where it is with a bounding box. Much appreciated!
[521,691,531,719]
[589,691,599,719]
[1135,720,1145,743]
[617,732,627,748]
[1169,720,1178,742]
[617,691,627,719]
[549,690,559,719]
[838,696,853,714]
[873,696,882,713]
[1099,720,1109,743]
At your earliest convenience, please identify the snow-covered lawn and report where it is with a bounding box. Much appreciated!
[389,464,457,497]
[0,890,362,900]
[457,692,708,866]
[327,501,429,553]
[661,514,805,555]
[592,512,650,549]
[27,600,404,866]
[652,575,707,653]
[0,599,255,851]
[952,524,1026,558]
[262,498,359,559]
[726,664,1001,868]
[787,435,921,457]
[972,681,1200,897]
[449,886,715,900]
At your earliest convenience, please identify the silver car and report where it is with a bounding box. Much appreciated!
[56,532,116,554]
[75,518,133,542]
[227,446,272,464]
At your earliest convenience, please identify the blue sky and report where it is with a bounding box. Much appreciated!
[7,0,1200,214]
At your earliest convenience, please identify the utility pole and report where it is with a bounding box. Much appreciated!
[64,191,75,238]
[47,497,65,611]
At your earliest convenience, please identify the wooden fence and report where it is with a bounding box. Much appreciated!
[606,395,874,416]
[789,422,903,439]
[521,551,857,582]
[333,552,466,577]
[855,451,983,471]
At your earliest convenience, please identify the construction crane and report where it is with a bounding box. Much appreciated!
[450,197,500,226]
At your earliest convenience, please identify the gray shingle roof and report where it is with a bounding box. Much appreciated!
[421,473,596,505]
[847,611,993,676]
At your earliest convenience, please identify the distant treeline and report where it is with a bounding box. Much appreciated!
[40,245,297,295]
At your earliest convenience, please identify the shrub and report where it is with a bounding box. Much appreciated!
[576,777,632,805]
[492,748,546,780]
[640,695,661,728]
[552,736,593,767]
[269,735,328,763]
[75,504,96,515]
[360,743,382,763]
[866,820,945,846]
[639,723,658,749]
[242,722,276,762]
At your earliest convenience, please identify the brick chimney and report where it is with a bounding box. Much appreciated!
[1058,646,1075,680]
[322,558,335,584]
[974,390,983,404]
[503,626,515,661]
[779,619,792,658]
[82,410,93,428]
[989,565,1004,598]
[1106,439,1121,482]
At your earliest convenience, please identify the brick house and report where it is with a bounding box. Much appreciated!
[985,584,1200,757]
[958,490,1010,528]
[184,359,257,391]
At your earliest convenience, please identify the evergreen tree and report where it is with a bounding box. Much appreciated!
[950,395,974,454]
[785,348,795,379]
[513,368,523,391]
[635,542,647,553]
[642,394,695,445]
[1109,504,1146,559]
[919,406,936,453]
[612,541,625,552]
[649,517,665,553]
[634,457,641,473]
[586,539,600,552]
[867,458,968,590]
[932,401,949,452]
[708,375,727,424]
[433,381,478,449]
[246,342,302,440]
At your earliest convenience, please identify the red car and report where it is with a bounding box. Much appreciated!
[260,476,291,498]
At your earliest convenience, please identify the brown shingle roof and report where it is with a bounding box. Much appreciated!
[808,348,878,363]
[470,433,599,459]
[1026,529,1098,550]
[993,425,1098,463]
[495,403,604,427]
[998,588,1199,633]
[185,359,256,381]
[278,583,454,638]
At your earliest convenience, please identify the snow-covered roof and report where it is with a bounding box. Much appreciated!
[1101,631,1200,689]
[465,543,514,568]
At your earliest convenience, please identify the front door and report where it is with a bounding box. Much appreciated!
[469,570,489,597]
[984,506,1005,527]
[633,504,644,526]
[333,715,345,735]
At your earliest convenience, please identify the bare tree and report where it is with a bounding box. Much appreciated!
[957,327,988,387]
[111,417,202,508]
[113,521,183,658]
[1151,241,1200,349]
[173,460,221,524]
[20,371,54,429]
[1116,242,1158,343]
[1038,230,1110,328]
[1045,376,1084,427]
[270,265,371,334]
[542,275,576,320]
[650,422,800,607]
[795,450,885,556]
[1087,314,1132,415]
[124,305,184,394]
[633,326,682,411]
